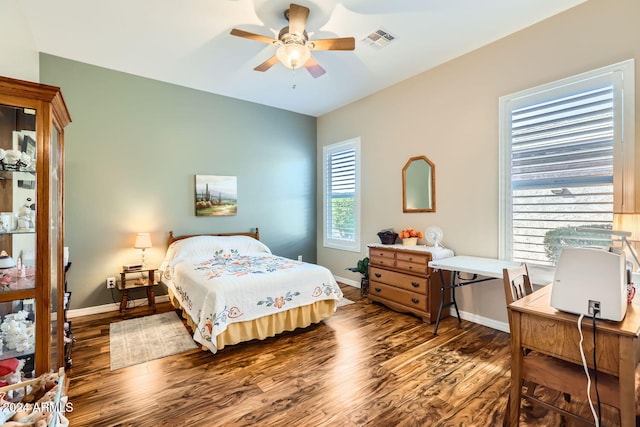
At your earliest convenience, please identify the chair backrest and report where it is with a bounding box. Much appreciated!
[502,264,533,306]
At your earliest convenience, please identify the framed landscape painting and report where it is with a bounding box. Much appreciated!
[195,175,237,216]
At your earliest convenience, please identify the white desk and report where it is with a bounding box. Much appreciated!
[428,256,522,334]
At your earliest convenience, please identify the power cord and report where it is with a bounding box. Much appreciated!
[591,313,602,425]
[577,313,599,426]
[110,286,119,305]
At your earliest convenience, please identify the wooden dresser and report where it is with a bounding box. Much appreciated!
[368,244,453,323]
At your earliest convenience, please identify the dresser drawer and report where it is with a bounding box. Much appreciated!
[396,251,430,265]
[370,266,428,294]
[369,249,396,268]
[395,259,429,275]
[369,282,427,312]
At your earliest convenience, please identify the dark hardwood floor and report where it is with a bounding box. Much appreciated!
[65,284,618,426]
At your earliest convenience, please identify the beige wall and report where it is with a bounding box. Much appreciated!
[0,0,39,82]
[318,0,640,325]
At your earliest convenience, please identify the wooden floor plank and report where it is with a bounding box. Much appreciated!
[65,284,621,426]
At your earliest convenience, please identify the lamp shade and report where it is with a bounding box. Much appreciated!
[276,43,311,69]
[134,232,152,249]
[613,212,640,242]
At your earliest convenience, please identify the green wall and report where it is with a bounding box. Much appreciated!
[40,54,317,310]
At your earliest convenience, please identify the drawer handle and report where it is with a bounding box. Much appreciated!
[375,273,382,278]
[375,287,382,293]
[411,298,419,304]
[411,281,420,288]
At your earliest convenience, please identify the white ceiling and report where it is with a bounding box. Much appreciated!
[18,0,587,117]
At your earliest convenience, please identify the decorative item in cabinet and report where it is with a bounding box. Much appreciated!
[0,76,71,376]
[0,298,36,378]
[63,262,74,369]
[367,244,454,323]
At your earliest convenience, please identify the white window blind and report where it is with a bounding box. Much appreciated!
[499,60,634,266]
[323,138,361,252]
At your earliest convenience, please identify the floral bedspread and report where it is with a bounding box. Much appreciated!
[164,252,342,353]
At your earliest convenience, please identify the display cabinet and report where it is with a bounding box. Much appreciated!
[0,76,71,376]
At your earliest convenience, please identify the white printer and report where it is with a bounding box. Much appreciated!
[551,247,627,322]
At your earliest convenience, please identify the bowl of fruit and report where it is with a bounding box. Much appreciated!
[399,228,423,246]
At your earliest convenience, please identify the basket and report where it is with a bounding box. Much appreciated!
[402,237,418,246]
[377,231,398,245]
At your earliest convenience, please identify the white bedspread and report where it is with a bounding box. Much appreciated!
[160,236,342,353]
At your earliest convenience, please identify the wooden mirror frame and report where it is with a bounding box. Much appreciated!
[402,155,436,212]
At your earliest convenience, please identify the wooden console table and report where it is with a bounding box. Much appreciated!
[508,285,640,426]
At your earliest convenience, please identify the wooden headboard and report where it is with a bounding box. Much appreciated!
[168,227,260,246]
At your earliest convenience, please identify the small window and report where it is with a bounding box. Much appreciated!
[499,60,635,266]
[323,138,361,252]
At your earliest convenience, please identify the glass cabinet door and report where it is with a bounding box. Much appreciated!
[0,103,38,377]
[49,124,61,370]
[0,77,70,376]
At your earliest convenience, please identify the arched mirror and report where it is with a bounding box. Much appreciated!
[402,155,435,212]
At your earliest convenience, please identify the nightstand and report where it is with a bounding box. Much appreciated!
[118,266,158,316]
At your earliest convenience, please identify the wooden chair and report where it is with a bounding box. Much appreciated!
[503,264,539,425]
[503,265,533,306]
[502,265,624,426]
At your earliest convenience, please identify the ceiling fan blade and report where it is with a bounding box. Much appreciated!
[230,28,276,44]
[304,56,326,78]
[254,56,279,72]
[311,37,356,51]
[288,3,310,36]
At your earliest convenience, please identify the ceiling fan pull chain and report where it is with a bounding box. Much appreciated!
[292,68,297,90]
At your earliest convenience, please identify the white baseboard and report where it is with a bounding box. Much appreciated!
[336,274,509,332]
[67,294,170,319]
[334,275,360,288]
[457,310,509,333]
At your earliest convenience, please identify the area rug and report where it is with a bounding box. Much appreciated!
[337,297,354,307]
[110,311,198,370]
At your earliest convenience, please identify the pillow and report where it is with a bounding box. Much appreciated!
[160,235,271,272]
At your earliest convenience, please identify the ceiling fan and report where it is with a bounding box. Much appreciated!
[230,3,355,78]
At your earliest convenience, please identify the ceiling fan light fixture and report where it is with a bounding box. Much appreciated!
[230,3,353,78]
[276,43,311,70]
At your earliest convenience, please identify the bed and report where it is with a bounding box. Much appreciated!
[160,228,343,353]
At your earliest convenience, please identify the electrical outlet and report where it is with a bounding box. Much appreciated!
[106,277,116,289]
[588,299,600,316]
[297,255,303,262]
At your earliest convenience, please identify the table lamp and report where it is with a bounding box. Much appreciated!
[134,232,152,266]
[613,212,640,271]
[577,212,640,272]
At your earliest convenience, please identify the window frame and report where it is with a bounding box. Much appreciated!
[498,59,635,265]
[322,137,361,252]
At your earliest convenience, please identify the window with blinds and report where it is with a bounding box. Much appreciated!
[499,60,634,266]
[323,138,361,252]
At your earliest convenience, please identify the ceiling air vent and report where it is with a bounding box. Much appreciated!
[363,29,396,48]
